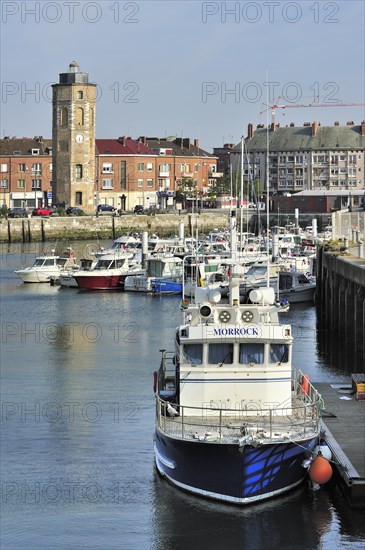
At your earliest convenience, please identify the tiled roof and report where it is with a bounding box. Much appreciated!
[233,125,365,153]
[96,138,155,155]
[146,138,215,158]
[0,137,52,156]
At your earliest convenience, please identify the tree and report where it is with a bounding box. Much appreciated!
[177,178,197,208]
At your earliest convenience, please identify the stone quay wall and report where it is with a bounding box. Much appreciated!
[316,246,365,359]
[0,213,231,243]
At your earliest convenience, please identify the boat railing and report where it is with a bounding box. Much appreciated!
[156,370,322,444]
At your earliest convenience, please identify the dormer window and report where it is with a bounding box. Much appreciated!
[31,149,40,155]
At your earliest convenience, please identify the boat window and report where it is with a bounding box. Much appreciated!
[239,343,264,364]
[44,259,56,266]
[34,259,45,267]
[182,344,203,365]
[208,343,233,365]
[116,259,126,268]
[56,259,67,266]
[269,344,289,363]
[279,274,292,290]
[149,261,164,277]
[298,274,310,284]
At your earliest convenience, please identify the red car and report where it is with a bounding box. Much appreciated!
[32,207,53,216]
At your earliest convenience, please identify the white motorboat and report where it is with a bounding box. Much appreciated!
[14,248,77,283]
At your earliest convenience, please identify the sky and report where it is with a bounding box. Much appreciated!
[1,0,364,153]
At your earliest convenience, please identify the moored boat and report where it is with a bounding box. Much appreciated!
[74,254,143,290]
[153,276,322,504]
[14,248,77,283]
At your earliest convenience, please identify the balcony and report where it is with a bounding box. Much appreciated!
[158,171,170,177]
[208,171,223,178]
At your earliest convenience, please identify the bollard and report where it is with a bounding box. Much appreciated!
[343,237,349,250]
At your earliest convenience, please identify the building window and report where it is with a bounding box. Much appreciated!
[75,192,82,205]
[31,179,41,189]
[194,163,199,172]
[147,179,153,188]
[296,180,303,187]
[18,163,26,172]
[17,179,25,188]
[31,163,42,175]
[159,163,171,173]
[146,163,153,172]
[102,163,113,173]
[76,107,84,125]
[76,164,83,179]
[60,107,68,126]
[120,161,126,189]
[1,179,8,188]
[138,179,144,188]
[102,178,113,189]
[1,163,8,173]
[77,91,83,99]
[138,163,144,172]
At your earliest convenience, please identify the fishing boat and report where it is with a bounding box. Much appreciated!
[153,275,322,504]
[14,248,77,283]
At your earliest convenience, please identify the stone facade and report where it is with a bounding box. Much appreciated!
[52,62,96,211]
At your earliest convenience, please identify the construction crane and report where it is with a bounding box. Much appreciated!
[260,96,365,125]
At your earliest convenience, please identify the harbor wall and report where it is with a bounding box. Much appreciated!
[0,213,231,243]
[316,246,365,360]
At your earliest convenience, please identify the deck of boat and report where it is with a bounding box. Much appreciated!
[157,397,319,445]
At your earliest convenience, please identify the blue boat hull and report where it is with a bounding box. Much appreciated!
[155,429,317,504]
[151,280,183,294]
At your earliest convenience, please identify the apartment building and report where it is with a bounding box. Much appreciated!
[0,137,53,208]
[95,136,217,211]
[227,121,365,194]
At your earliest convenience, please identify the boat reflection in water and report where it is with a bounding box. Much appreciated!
[154,274,322,505]
[151,472,334,550]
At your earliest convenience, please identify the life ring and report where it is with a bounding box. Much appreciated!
[153,371,158,393]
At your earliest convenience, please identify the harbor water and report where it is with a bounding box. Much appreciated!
[1,241,364,550]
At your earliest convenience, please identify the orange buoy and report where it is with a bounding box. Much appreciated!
[309,455,333,484]
[302,375,310,396]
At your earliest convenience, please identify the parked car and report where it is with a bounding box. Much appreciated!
[97,204,116,215]
[66,207,84,216]
[32,207,53,216]
[133,205,144,215]
[8,207,28,218]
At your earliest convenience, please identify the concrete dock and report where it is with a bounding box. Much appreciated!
[314,381,365,508]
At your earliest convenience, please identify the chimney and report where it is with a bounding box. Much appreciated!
[183,138,191,150]
[247,123,253,139]
[175,137,183,148]
[270,122,276,132]
[290,122,295,127]
[257,124,264,129]
[311,121,318,136]
[346,121,354,126]
[138,136,147,145]
[361,121,365,136]
[334,121,339,126]
[303,122,311,127]
[194,138,200,149]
